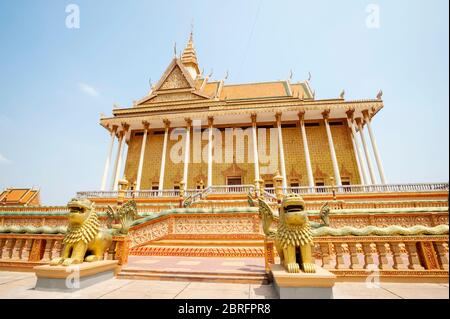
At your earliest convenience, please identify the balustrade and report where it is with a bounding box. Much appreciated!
[0,235,130,266]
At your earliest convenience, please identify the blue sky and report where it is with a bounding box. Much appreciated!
[0,0,448,205]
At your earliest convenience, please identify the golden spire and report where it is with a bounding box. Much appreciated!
[181,31,200,77]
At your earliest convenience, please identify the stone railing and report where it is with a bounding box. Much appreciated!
[0,234,131,270]
[264,235,449,281]
[286,183,449,195]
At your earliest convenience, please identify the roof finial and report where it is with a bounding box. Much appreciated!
[173,42,177,57]
[289,69,293,81]
[308,72,312,82]
[376,89,383,100]
[224,70,229,80]
[339,89,345,99]
[190,18,194,39]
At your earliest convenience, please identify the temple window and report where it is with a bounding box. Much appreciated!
[227,177,242,186]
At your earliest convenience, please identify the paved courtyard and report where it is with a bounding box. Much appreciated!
[0,270,448,299]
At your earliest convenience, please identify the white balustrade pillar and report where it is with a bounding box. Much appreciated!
[101,125,117,191]
[356,118,376,184]
[207,116,214,188]
[346,110,367,185]
[299,111,314,187]
[113,123,129,191]
[158,120,170,191]
[322,110,342,186]
[183,118,192,189]
[363,110,387,184]
[275,112,288,190]
[135,121,150,191]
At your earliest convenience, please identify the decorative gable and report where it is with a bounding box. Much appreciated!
[159,65,192,90]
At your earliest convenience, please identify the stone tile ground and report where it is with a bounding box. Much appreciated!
[0,271,448,299]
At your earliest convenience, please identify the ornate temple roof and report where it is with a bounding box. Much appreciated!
[0,188,41,206]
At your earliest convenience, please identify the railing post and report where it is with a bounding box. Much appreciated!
[405,242,425,270]
[21,239,34,261]
[433,242,449,270]
[362,242,375,269]
[11,239,24,260]
[41,239,54,261]
[391,242,408,270]
[376,242,393,270]
[349,243,364,269]
[319,242,334,269]
[0,239,5,259]
[335,242,347,269]
[2,238,15,259]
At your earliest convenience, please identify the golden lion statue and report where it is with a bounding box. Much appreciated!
[51,198,112,266]
[252,193,330,274]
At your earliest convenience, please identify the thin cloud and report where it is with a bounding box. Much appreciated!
[77,82,100,97]
[0,153,12,164]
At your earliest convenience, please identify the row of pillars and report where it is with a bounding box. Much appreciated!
[100,108,386,191]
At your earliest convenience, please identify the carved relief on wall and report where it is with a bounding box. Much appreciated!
[173,216,255,234]
[150,92,202,103]
[129,220,169,247]
[159,66,191,90]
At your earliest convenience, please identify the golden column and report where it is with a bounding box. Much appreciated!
[207,116,214,188]
[183,118,192,189]
[251,113,261,194]
[275,112,288,190]
[298,111,314,188]
[158,119,170,191]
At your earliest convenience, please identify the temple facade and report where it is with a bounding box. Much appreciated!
[99,32,386,193]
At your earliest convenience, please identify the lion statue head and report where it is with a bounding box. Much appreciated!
[67,198,95,226]
[280,193,308,226]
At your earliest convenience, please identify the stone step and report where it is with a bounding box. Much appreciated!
[117,269,268,284]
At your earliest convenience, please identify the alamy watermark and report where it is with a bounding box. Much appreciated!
[65,4,80,29]
[365,4,380,29]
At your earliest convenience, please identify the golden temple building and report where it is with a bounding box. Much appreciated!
[99,32,386,193]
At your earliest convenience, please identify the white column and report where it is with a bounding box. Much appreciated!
[135,122,149,191]
[251,114,260,182]
[207,117,214,188]
[363,110,387,184]
[322,110,342,186]
[158,120,170,191]
[183,119,192,189]
[275,113,288,190]
[112,131,125,191]
[101,126,117,191]
[299,111,314,187]
[356,118,376,184]
[346,111,367,185]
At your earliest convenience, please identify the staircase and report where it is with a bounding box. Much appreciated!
[117,268,269,284]
[130,239,265,258]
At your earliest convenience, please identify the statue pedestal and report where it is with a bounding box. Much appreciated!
[34,260,119,292]
[270,264,337,299]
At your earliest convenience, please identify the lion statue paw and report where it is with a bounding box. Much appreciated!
[302,263,316,273]
[286,262,301,273]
